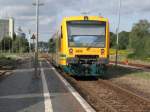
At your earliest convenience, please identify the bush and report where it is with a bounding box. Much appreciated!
[129,20,150,59]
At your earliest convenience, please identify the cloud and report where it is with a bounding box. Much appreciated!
[0,5,30,17]
[0,0,150,41]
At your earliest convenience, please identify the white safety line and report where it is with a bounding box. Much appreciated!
[40,62,53,112]
[46,61,96,112]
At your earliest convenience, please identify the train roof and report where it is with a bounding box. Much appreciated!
[62,16,109,23]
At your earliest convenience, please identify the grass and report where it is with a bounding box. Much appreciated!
[128,53,150,62]
[110,49,132,55]
[0,53,16,58]
[129,71,150,80]
[109,49,150,64]
[0,54,18,69]
[110,49,132,62]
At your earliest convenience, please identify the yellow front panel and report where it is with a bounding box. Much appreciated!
[68,48,107,57]
[59,16,109,66]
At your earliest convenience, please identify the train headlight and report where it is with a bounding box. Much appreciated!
[84,16,88,20]
[101,49,105,55]
[69,48,73,54]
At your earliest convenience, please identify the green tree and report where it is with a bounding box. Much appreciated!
[118,31,129,50]
[129,20,150,59]
[21,37,29,52]
[110,31,130,50]
[1,37,12,52]
[12,37,19,52]
[110,32,116,48]
[13,37,29,53]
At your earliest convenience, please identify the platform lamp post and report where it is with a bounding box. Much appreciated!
[31,33,36,66]
[28,30,31,53]
[32,0,44,76]
[31,34,36,52]
[115,0,121,66]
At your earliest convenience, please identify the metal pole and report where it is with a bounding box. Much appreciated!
[33,39,35,52]
[33,0,44,76]
[115,0,121,66]
[34,0,39,76]
[28,30,31,53]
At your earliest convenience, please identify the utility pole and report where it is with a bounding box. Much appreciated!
[31,34,36,52]
[28,30,31,53]
[115,0,121,66]
[33,0,44,76]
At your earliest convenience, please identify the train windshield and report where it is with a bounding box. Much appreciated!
[67,21,106,48]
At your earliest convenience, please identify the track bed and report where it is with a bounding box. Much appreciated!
[61,74,150,112]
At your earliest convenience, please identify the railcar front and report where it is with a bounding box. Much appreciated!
[58,16,110,76]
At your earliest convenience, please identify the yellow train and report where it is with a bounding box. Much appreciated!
[50,16,110,76]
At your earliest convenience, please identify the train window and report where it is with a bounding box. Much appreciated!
[67,21,106,48]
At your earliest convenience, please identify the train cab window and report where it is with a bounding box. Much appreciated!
[67,21,106,48]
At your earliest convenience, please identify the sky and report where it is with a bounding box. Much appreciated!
[0,0,150,42]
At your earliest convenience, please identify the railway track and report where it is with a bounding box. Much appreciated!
[45,57,150,112]
[62,75,150,112]
[97,79,150,112]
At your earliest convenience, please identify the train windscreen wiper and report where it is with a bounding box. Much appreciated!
[87,42,99,49]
